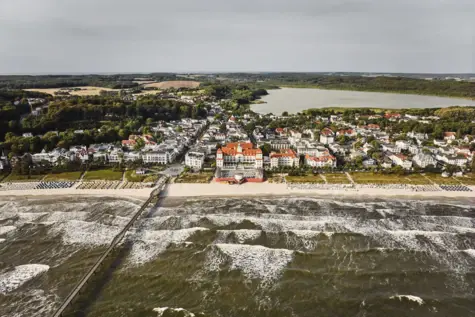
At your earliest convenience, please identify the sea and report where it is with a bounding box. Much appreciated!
[1,195,475,317]
[251,88,475,114]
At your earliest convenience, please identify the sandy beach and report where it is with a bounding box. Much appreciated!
[163,183,475,199]
[0,188,153,199]
[1,183,475,200]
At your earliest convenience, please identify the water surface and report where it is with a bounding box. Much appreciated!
[252,88,475,114]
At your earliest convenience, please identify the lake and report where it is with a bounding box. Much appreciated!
[251,88,475,114]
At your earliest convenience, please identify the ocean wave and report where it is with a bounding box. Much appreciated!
[0,225,16,235]
[390,295,424,305]
[0,264,49,294]
[127,228,209,265]
[205,244,294,283]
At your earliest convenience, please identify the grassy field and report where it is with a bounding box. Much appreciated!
[455,174,475,185]
[24,86,120,96]
[2,173,45,182]
[323,173,351,184]
[424,173,462,185]
[123,170,160,182]
[144,80,200,89]
[351,172,430,185]
[285,174,325,184]
[43,171,82,181]
[175,172,213,183]
[83,169,123,181]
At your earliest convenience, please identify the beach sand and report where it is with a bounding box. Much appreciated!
[163,183,475,200]
[0,188,153,199]
[1,183,475,201]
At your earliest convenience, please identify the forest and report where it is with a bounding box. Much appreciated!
[216,73,475,99]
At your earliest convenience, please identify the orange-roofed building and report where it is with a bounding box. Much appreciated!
[270,149,299,169]
[216,142,263,169]
[444,132,456,140]
[305,154,337,168]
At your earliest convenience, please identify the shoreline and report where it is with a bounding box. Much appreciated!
[1,183,474,201]
[0,188,153,199]
[162,183,475,200]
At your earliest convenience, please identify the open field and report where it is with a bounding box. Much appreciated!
[323,173,351,184]
[83,169,123,181]
[351,172,430,185]
[143,80,200,89]
[124,170,157,182]
[175,171,213,183]
[424,173,462,185]
[1,173,45,182]
[455,174,475,185]
[285,174,325,184]
[43,171,82,181]
[24,86,120,96]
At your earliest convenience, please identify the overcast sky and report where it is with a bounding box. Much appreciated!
[0,0,474,74]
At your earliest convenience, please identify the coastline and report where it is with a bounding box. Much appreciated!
[1,183,475,201]
[162,183,475,200]
[0,188,153,199]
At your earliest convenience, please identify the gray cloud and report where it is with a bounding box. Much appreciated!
[0,0,473,74]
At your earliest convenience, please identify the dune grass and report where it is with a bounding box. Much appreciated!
[285,174,325,184]
[43,171,82,181]
[176,172,213,183]
[2,173,45,182]
[424,173,461,185]
[351,172,430,185]
[83,169,123,181]
[323,173,351,184]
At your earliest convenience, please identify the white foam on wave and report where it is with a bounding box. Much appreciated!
[0,226,16,235]
[127,228,208,265]
[206,244,294,283]
[0,238,5,243]
[0,264,50,294]
[390,295,424,305]
[49,220,121,246]
[153,307,196,317]
[40,211,89,223]
[215,230,262,243]
[464,249,475,258]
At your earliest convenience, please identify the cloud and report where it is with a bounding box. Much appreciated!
[0,0,473,73]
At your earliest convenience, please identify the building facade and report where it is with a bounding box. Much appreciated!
[269,149,299,169]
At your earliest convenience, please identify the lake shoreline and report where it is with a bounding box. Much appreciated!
[275,85,475,101]
[252,87,475,114]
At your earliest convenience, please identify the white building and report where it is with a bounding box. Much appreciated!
[123,152,142,162]
[142,151,168,164]
[320,128,335,145]
[305,154,337,168]
[269,149,299,169]
[436,154,468,167]
[185,150,206,170]
[389,153,413,170]
[412,153,436,168]
[216,142,263,169]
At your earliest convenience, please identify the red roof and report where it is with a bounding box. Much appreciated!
[122,140,137,146]
[394,153,408,160]
[444,132,456,137]
[275,128,284,133]
[321,128,334,136]
[306,154,335,162]
[270,149,297,159]
[218,142,262,157]
[338,129,354,135]
[384,113,401,118]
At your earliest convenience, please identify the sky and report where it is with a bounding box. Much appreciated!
[0,0,474,74]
